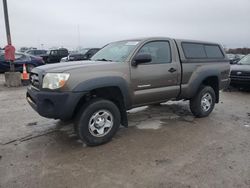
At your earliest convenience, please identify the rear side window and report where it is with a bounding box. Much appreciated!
[182,42,224,59]
[204,45,224,58]
[182,43,206,58]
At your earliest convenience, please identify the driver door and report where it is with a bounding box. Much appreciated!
[130,40,180,106]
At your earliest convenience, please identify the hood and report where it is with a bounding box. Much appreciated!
[34,60,120,73]
[231,64,250,72]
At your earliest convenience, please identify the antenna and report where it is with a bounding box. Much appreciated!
[77,24,81,50]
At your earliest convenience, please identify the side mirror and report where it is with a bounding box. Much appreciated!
[132,54,152,66]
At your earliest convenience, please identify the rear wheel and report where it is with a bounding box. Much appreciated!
[190,85,216,117]
[74,98,121,146]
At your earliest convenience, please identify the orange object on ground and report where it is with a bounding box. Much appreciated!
[22,64,29,80]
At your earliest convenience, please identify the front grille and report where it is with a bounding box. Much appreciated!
[230,75,250,81]
[230,71,250,77]
[30,73,40,89]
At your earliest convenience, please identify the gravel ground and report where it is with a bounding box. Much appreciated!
[0,74,250,188]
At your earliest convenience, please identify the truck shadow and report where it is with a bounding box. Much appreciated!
[49,101,194,147]
[14,101,193,148]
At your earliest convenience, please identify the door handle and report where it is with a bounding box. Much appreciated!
[168,68,176,73]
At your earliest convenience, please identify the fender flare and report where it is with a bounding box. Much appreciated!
[73,76,132,108]
[182,69,220,99]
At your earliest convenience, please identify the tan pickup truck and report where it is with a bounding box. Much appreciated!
[27,37,230,146]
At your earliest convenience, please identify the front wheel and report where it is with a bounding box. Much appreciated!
[190,85,216,118]
[74,99,121,146]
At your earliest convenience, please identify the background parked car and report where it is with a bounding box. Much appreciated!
[41,48,69,63]
[19,47,29,53]
[236,54,245,59]
[60,48,100,62]
[83,48,100,59]
[19,47,37,53]
[227,54,240,64]
[0,52,44,73]
[230,54,250,88]
[25,49,47,57]
[60,53,86,62]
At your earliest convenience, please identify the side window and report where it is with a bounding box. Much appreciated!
[182,43,206,59]
[205,45,224,58]
[0,54,4,61]
[137,41,171,64]
[50,50,58,55]
[28,51,34,55]
[182,43,224,59]
[88,50,93,54]
[36,50,43,55]
[60,50,68,56]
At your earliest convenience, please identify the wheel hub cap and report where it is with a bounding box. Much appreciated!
[201,93,212,112]
[89,110,113,137]
[95,117,105,128]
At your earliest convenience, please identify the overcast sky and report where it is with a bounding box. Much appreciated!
[0,0,250,50]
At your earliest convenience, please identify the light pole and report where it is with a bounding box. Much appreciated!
[3,0,21,87]
[3,0,15,72]
[3,0,11,45]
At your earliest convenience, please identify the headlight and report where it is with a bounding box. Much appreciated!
[42,73,70,89]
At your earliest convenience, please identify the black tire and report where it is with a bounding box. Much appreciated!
[190,85,216,118]
[74,98,121,146]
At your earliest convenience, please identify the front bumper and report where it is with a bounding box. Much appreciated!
[26,86,85,120]
[230,76,250,86]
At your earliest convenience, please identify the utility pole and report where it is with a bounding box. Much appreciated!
[3,0,15,72]
[77,24,81,50]
[3,0,11,45]
[3,0,21,87]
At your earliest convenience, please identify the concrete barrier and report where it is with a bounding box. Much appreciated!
[4,72,21,87]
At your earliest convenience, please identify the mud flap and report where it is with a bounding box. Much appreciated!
[120,108,128,127]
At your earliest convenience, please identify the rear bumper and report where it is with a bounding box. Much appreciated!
[26,86,85,120]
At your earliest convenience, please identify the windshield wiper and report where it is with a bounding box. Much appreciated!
[94,58,113,62]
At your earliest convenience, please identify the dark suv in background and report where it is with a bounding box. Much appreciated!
[230,54,250,88]
[41,48,69,63]
[60,48,100,62]
[83,48,100,60]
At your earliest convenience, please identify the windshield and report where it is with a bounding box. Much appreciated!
[91,41,140,62]
[79,48,89,54]
[238,55,250,65]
